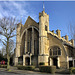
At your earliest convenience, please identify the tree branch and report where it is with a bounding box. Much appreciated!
[9,34,16,38]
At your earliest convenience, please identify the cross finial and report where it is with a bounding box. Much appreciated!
[43,1,45,12]
[20,15,23,23]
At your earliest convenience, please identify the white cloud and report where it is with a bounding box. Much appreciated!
[0,1,38,24]
[0,1,38,49]
[0,2,27,17]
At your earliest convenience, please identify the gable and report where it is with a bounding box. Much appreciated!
[47,33,67,57]
[21,16,39,32]
[21,16,39,33]
[24,16,39,29]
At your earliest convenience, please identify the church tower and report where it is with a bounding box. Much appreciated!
[38,3,49,65]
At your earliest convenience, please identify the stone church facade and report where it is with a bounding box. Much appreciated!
[14,10,75,69]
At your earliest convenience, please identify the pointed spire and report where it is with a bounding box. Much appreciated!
[43,1,45,12]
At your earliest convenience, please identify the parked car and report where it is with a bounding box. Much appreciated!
[1,60,5,65]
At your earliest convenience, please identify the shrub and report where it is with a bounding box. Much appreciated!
[69,67,75,74]
[0,65,7,68]
[31,62,34,65]
[39,62,45,65]
[17,65,35,71]
[39,66,56,74]
[50,66,56,74]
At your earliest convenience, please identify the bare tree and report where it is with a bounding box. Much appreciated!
[9,39,15,57]
[68,22,75,41]
[1,46,6,56]
[1,39,15,57]
[0,17,18,70]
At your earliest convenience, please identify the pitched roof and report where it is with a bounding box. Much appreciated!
[24,16,38,26]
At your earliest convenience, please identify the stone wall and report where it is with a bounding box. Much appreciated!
[60,62,69,69]
[31,55,38,67]
[47,33,69,68]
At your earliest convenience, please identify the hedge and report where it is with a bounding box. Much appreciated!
[17,65,35,71]
[0,65,7,68]
[69,67,75,74]
[39,66,56,74]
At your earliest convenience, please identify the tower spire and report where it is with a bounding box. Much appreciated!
[43,1,45,12]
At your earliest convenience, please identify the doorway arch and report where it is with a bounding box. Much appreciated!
[49,46,61,68]
[25,57,30,66]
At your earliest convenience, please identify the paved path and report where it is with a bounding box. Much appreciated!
[0,70,66,75]
[0,67,50,75]
[0,70,53,75]
[0,66,70,75]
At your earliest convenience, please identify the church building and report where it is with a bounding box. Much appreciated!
[14,7,75,69]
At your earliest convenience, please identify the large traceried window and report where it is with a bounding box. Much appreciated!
[30,40,31,53]
[50,46,61,56]
[27,42,29,52]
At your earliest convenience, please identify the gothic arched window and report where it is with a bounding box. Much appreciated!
[50,46,61,56]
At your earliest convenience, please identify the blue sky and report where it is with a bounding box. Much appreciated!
[0,1,75,49]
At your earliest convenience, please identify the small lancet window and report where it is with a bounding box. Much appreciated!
[45,25,47,31]
[50,49,52,55]
[58,48,61,55]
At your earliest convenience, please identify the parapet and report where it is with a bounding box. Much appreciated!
[56,29,61,38]
[48,29,74,46]
[39,11,49,18]
[65,35,68,41]
[62,36,64,39]
[71,39,74,46]
[52,30,54,33]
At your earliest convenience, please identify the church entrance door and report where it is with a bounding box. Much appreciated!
[25,57,30,66]
[53,58,58,68]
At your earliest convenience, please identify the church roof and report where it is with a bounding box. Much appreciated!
[21,16,39,33]
[63,41,75,48]
[24,16,39,27]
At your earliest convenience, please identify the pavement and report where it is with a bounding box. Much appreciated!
[0,66,70,75]
[0,71,52,75]
[0,67,50,75]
